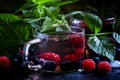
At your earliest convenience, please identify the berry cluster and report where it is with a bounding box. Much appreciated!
[0,36,112,74]
[37,52,81,72]
[34,36,85,72]
[81,58,112,75]
[0,54,112,75]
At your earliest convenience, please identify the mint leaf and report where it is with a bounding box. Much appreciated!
[113,32,120,44]
[40,18,54,33]
[87,35,116,60]
[44,6,60,18]
[83,13,102,34]
[22,6,45,18]
[40,17,71,34]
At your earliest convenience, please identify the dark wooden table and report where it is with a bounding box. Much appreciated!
[1,67,120,80]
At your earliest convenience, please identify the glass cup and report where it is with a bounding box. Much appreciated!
[23,26,85,71]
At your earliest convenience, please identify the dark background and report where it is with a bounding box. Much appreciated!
[0,0,120,17]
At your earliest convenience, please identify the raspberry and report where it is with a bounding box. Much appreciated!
[97,61,112,75]
[63,54,78,62]
[74,48,84,60]
[0,56,11,69]
[82,58,95,73]
[70,37,85,48]
[38,52,61,65]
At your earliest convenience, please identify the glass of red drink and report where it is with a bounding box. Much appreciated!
[23,26,85,72]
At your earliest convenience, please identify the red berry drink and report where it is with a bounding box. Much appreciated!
[37,27,85,62]
[23,27,85,71]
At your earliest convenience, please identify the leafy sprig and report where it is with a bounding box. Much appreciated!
[0,0,78,57]
[65,11,116,61]
[18,0,78,35]
[40,16,70,34]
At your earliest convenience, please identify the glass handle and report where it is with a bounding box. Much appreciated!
[23,39,42,71]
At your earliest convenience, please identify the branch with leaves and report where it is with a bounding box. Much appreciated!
[0,0,79,57]
[65,11,116,61]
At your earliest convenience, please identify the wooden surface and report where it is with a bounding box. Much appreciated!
[1,67,120,80]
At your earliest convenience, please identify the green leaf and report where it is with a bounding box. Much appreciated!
[22,17,45,23]
[31,0,59,5]
[53,0,79,7]
[22,5,45,18]
[44,6,60,18]
[113,32,120,44]
[40,17,70,34]
[40,18,55,33]
[14,1,35,14]
[0,14,32,57]
[65,11,84,19]
[0,24,32,57]
[65,11,102,34]
[83,13,102,34]
[16,0,59,14]
[0,14,21,24]
[0,21,32,54]
[112,18,120,44]
[11,21,32,40]
[87,35,116,61]
[113,17,120,34]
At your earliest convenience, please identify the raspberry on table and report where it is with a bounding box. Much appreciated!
[0,56,11,69]
[82,58,95,73]
[97,61,112,75]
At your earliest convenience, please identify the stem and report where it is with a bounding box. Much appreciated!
[85,32,113,37]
